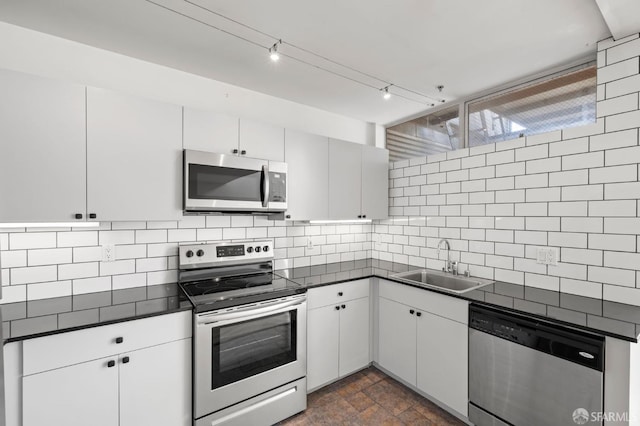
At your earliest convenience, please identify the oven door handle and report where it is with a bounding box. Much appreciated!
[196,297,305,326]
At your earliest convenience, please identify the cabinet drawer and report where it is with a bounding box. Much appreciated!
[307,279,369,309]
[380,279,468,324]
[23,311,191,375]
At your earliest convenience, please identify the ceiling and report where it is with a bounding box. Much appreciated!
[0,0,616,125]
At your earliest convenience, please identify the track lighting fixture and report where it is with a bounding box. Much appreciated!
[269,40,281,62]
[382,86,391,100]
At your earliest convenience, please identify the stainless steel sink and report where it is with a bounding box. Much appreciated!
[391,269,494,294]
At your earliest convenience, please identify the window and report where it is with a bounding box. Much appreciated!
[385,63,597,158]
[386,105,460,162]
[467,65,596,146]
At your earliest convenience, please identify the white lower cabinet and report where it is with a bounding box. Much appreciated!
[20,311,192,426]
[307,279,371,391]
[378,297,417,386]
[377,279,469,417]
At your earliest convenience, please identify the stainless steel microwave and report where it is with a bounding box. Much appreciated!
[183,149,287,214]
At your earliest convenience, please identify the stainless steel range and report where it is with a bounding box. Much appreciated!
[179,240,307,426]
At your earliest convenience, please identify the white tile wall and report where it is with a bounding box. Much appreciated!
[0,217,373,302]
[376,34,640,305]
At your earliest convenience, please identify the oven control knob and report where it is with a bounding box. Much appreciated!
[196,250,204,257]
[186,250,194,258]
[247,246,253,253]
[255,246,261,253]
[263,245,269,252]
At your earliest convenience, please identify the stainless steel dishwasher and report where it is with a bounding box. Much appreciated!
[469,304,604,426]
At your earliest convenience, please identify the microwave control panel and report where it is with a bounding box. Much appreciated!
[269,172,287,203]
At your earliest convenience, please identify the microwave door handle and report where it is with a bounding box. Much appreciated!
[261,165,270,208]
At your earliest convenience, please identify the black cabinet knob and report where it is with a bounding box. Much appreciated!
[335,306,340,310]
[122,356,130,364]
[416,312,422,317]
[115,337,123,344]
[362,215,367,218]
[75,213,83,220]
[89,213,97,219]
[338,292,343,296]
[240,150,247,155]
[357,215,362,218]
[341,304,346,309]
[285,215,291,219]
[410,309,415,315]
[107,360,115,368]
[232,149,239,154]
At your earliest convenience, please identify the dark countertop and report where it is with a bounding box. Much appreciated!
[275,259,640,343]
[1,283,192,343]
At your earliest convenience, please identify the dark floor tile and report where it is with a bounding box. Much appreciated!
[396,407,434,425]
[305,398,359,425]
[307,386,342,408]
[345,391,376,413]
[356,404,403,426]
[336,374,374,398]
[362,380,415,416]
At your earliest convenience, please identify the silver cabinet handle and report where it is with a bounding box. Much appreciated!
[261,165,270,208]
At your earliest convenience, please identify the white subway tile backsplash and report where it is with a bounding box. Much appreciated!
[495,162,525,177]
[589,200,637,217]
[486,177,514,191]
[526,157,561,174]
[561,248,602,266]
[439,158,461,172]
[589,266,636,287]
[496,138,526,151]
[461,155,486,169]
[0,250,26,268]
[9,232,57,250]
[605,146,640,166]
[58,262,99,280]
[72,276,111,295]
[495,268,523,285]
[135,230,167,244]
[562,218,603,233]
[514,202,547,217]
[469,144,496,156]
[515,174,548,189]
[496,217,525,230]
[136,257,167,273]
[562,151,604,170]
[549,137,589,157]
[11,265,57,285]
[548,201,587,217]
[562,118,605,139]
[100,259,135,276]
[526,187,561,202]
[57,231,98,248]
[560,278,602,299]
[606,110,640,132]
[561,184,603,201]
[526,130,562,146]
[598,57,639,83]
[591,129,638,152]
[514,231,546,245]
[469,165,495,180]
[27,280,72,299]
[495,190,525,203]
[486,150,515,166]
[112,273,147,290]
[98,231,135,246]
[197,228,224,241]
[589,233,636,252]
[516,144,548,162]
[590,164,637,183]
[549,170,589,187]
[525,273,559,291]
[73,246,102,263]
[606,73,640,99]
[486,203,514,217]
[548,232,587,248]
[549,262,587,281]
[604,181,640,199]
[606,38,640,65]
[596,93,639,118]
[604,218,640,234]
[0,285,26,303]
[526,217,560,231]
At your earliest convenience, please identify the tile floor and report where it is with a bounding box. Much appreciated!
[279,367,465,425]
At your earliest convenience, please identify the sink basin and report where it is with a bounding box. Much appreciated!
[391,269,494,294]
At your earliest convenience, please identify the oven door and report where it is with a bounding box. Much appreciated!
[194,295,306,419]
[184,149,269,212]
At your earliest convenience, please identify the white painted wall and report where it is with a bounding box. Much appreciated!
[0,22,375,146]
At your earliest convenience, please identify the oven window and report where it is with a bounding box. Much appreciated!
[189,164,261,201]
[211,311,296,389]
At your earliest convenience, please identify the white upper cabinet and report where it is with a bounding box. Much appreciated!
[183,107,239,154]
[0,69,87,223]
[361,145,389,220]
[328,138,363,219]
[239,119,285,161]
[284,129,329,221]
[328,139,389,220]
[86,88,182,222]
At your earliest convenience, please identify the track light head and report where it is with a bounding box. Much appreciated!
[269,41,281,62]
[382,86,391,100]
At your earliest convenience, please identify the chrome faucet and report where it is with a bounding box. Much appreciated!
[437,239,453,273]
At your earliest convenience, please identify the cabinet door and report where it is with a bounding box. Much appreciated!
[339,296,370,377]
[328,139,362,219]
[86,88,182,221]
[307,305,340,390]
[119,339,191,426]
[183,107,239,154]
[361,145,389,220]
[0,69,86,222]
[239,119,285,161]
[416,312,468,416]
[23,357,118,426]
[284,129,329,220]
[378,297,416,386]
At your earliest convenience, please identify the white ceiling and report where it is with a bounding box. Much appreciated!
[0,0,614,125]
